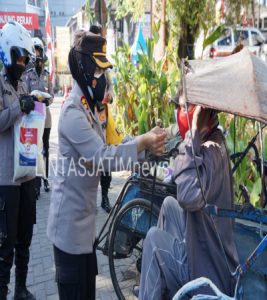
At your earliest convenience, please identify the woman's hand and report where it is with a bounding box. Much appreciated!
[137,128,167,156]
[192,106,211,131]
[192,105,202,131]
[102,91,113,104]
[150,126,165,135]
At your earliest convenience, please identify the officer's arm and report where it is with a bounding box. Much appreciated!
[61,108,140,172]
[47,76,54,105]
[0,92,21,133]
[21,73,31,93]
[105,70,114,101]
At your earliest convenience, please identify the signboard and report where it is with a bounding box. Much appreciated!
[0,12,39,30]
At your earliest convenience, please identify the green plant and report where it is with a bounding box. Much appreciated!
[219,114,262,206]
[201,24,225,58]
[85,0,95,25]
[112,31,178,135]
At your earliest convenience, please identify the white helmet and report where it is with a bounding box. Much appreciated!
[32,37,44,49]
[32,37,46,60]
[0,21,35,67]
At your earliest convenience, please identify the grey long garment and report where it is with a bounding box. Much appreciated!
[47,82,143,254]
[174,129,239,296]
[139,196,189,300]
[0,69,33,186]
[22,68,54,128]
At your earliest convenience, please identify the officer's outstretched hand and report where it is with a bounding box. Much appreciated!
[137,127,166,156]
[19,95,35,114]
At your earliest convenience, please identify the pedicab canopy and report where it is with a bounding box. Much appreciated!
[184,48,267,124]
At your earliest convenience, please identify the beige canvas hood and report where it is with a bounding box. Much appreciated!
[184,48,267,124]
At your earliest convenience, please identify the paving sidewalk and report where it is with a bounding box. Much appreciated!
[7,173,128,300]
[8,97,128,300]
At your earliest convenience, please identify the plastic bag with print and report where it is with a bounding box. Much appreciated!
[13,102,46,181]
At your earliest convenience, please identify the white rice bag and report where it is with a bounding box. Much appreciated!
[13,102,46,181]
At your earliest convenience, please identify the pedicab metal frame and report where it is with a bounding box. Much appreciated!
[95,155,177,300]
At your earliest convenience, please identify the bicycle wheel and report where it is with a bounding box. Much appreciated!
[108,198,160,300]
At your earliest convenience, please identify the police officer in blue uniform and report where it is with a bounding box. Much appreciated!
[22,37,54,198]
[0,21,37,300]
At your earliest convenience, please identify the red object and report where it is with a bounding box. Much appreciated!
[221,0,225,21]
[64,84,69,99]
[177,106,196,140]
[210,47,217,58]
[20,128,37,145]
[45,0,55,83]
[0,11,39,30]
[102,96,109,104]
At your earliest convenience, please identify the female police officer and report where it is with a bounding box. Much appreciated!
[0,21,36,300]
[47,31,166,300]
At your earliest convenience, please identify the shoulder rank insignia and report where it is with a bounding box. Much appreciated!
[81,96,89,110]
[98,111,106,122]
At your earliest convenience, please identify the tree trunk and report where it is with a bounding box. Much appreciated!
[251,0,255,26]
[178,20,196,63]
[152,0,166,61]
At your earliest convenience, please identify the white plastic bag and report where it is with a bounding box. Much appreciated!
[13,102,46,181]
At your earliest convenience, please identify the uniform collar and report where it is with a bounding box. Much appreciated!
[71,81,106,141]
[72,81,98,123]
[31,67,46,77]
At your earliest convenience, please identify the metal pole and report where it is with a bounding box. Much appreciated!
[259,122,266,208]
[257,2,261,29]
[99,0,102,25]
[251,0,255,27]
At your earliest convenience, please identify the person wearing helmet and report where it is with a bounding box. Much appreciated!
[47,31,166,300]
[0,21,37,300]
[22,37,54,198]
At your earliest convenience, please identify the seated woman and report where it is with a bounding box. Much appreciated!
[137,91,239,299]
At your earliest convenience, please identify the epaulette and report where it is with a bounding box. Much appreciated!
[25,68,35,73]
[81,96,89,110]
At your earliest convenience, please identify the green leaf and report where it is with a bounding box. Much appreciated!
[146,38,154,64]
[138,112,147,135]
[159,74,168,96]
[133,103,140,119]
[148,78,158,85]
[250,177,261,207]
[203,24,225,50]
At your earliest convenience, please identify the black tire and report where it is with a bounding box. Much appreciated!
[108,198,160,300]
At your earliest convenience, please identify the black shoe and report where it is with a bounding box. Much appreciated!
[14,286,35,300]
[43,179,50,192]
[132,285,139,298]
[101,195,112,213]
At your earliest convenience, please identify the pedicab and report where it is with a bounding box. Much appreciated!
[95,151,179,300]
[96,47,267,300]
[173,48,267,300]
